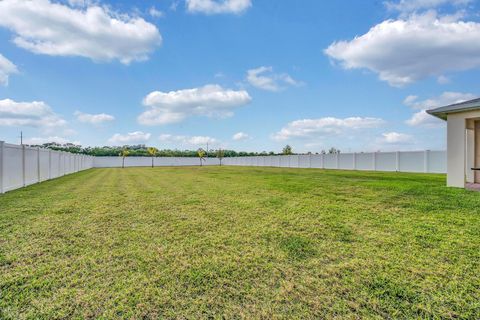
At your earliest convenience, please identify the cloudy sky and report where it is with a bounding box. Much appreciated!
[1,0,480,152]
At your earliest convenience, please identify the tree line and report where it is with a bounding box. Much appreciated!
[30,142,341,157]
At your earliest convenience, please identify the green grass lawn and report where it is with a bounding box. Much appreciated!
[1,167,479,319]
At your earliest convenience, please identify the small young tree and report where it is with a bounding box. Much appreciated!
[216,149,225,166]
[147,147,158,168]
[197,148,206,166]
[119,148,130,168]
[282,145,293,155]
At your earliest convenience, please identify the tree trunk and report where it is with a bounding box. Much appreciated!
[152,157,154,168]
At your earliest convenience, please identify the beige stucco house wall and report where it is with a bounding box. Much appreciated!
[428,98,480,188]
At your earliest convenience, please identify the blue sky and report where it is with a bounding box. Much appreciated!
[0,0,480,153]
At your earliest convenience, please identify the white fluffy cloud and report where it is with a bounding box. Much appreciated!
[159,134,218,146]
[108,131,151,145]
[246,66,302,92]
[380,132,413,144]
[186,0,251,14]
[325,12,480,86]
[74,111,115,125]
[273,117,385,141]
[406,110,442,127]
[405,91,476,127]
[0,54,18,86]
[138,84,252,125]
[385,0,471,13]
[149,6,165,18]
[24,136,80,145]
[67,0,93,7]
[232,132,250,141]
[0,99,67,132]
[0,0,161,64]
[404,92,476,109]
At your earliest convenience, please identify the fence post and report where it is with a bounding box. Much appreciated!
[373,152,377,171]
[424,150,429,173]
[321,153,325,169]
[309,153,312,168]
[336,153,339,169]
[353,152,356,170]
[22,144,26,187]
[37,147,41,183]
[0,141,4,194]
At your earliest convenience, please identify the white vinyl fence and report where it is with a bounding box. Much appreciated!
[0,141,446,194]
[93,156,221,168]
[222,150,447,174]
[0,141,94,193]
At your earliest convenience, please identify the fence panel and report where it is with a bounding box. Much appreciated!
[3,144,23,192]
[376,152,397,172]
[399,151,424,173]
[428,151,447,173]
[355,153,374,170]
[126,157,151,167]
[94,157,122,167]
[324,154,337,169]
[339,153,354,170]
[310,154,323,168]
[298,155,310,168]
[39,149,50,181]
[51,151,60,178]
[24,147,39,186]
[288,155,299,168]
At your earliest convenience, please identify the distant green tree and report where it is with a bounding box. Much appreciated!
[328,147,340,154]
[282,145,293,155]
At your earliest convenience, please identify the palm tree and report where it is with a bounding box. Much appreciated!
[197,148,206,166]
[216,149,225,166]
[119,149,129,168]
[147,147,158,168]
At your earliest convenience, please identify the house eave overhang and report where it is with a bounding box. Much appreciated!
[426,98,480,121]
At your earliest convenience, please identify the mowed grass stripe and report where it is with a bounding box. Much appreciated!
[0,166,479,319]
